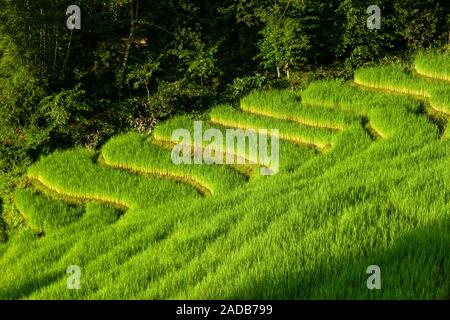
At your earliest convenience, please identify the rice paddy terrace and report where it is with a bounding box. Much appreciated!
[1,52,450,299]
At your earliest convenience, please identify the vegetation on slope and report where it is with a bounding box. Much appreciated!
[415,50,450,81]
[2,0,450,245]
[2,51,450,299]
[241,90,360,130]
[101,133,248,195]
[355,65,450,114]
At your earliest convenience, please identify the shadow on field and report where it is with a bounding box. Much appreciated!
[0,198,7,243]
[229,220,450,300]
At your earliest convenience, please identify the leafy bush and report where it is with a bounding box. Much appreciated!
[225,74,267,101]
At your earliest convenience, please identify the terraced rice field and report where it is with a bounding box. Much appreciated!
[415,51,450,82]
[1,51,449,299]
[355,63,450,115]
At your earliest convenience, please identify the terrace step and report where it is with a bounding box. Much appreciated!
[354,65,450,115]
[209,105,336,150]
[240,90,359,131]
[26,148,201,209]
[153,114,317,173]
[100,133,248,195]
[415,51,450,83]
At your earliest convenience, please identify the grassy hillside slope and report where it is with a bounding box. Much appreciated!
[1,51,449,299]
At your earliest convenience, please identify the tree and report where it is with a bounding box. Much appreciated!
[393,0,447,51]
[447,14,450,45]
[257,1,311,79]
[126,58,161,104]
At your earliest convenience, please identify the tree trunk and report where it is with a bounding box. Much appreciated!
[52,1,58,81]
[63,29,73,73]
[144,82,150,104]
[276,66,281,78]
[118,0,139,99]
[284,62,290,79]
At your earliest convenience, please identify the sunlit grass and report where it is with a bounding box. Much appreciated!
[101,132,247,195]
[210,104,338,149]
[355,65,450,114]
[1,54,450,300]
[241,89,359,130]
[415,50,450,82]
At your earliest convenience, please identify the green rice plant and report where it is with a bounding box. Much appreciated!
[12,188,258,299]
[3,177,220,299]
[101,132,247,195]
[27,148,201,208]
[241,89,360,130]
[415,50,450,82]
[209,104,338,149]
[0,192,123,299]
[354,65,450,114]
[3,127,450,299]
[302,80,439,145]
[444,126,450,140]
[3,55,450,300]
[153,114,317,173]
[153,115,273,169]
[355,65,436,96]
[15,190,83,233]
[174,143,450,299]
[430,89,450,115]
